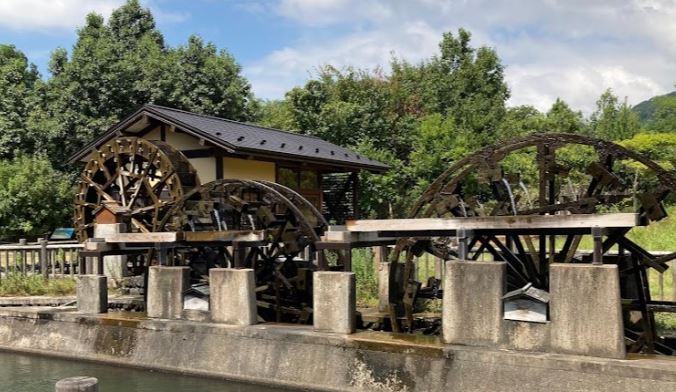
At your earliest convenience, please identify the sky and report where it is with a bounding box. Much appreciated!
[0,0,674,113]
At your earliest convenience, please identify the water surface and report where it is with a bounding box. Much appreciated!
[0,350,286,392]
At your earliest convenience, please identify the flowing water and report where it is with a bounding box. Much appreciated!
[0,350,286,392]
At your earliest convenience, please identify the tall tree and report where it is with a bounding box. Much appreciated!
[589,89,640,140]
[156,35,255,121]
[545,98,585,134]
[390,29,509,142]
[0,45,40,158]
[37,0,256,166]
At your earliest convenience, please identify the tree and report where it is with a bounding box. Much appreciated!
[156,35,256,121]
[37,0,256,166]
[589,89,640,140]
[0,45,40,158]
[545,98,585,134]
[500,105,546,139]
[0,155,73,239]
[390,29,510,142]
[257,100,297,131]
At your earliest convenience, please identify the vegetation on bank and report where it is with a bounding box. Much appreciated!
[0,274,76,297]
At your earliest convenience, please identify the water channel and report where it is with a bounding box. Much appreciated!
[0,350,286,392]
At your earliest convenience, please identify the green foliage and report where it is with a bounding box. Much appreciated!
[256,100,297,131]
[642,94,676,133]
[589,89,640,140]
[546,98,586,134]
[632,90,676,123]
[618,132,676,172]
[391,29,509,141]
[408,114,478,195]
[351,249,378,307]
[33,0,256,166]
[499,105,546,139]
[0,274,76,297]
[0,155,73,239]
[0,44,40,158]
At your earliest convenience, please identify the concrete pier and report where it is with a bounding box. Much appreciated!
[76,275,107,314]
[550,263,625,359]
[93,223,127,281]
[209,268,257,325]
[442,260,505,345]
[147,266,189,319]
[313,271,356,334]
[0,307,674,392]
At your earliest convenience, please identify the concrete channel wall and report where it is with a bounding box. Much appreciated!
[0,308,674,392]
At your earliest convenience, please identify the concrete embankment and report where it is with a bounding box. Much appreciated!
[0,307,674,392]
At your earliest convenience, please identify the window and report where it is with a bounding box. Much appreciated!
[300,170,319,191]
[278,167,298,190]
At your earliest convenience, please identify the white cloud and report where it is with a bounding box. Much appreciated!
[246,0,676,113]
[0,0,124,31]
[0,0,187,31]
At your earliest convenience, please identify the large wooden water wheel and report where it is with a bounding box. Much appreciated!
[74,137,200,241]
[169,178,329,323]
[390,133,676,354]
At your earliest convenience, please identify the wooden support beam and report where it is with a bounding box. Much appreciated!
[345,213,639,233]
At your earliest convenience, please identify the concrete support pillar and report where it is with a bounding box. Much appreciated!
[377,262,391,312]
[76,275,107,314]
[549,264,625,359]
[147,266,189,319]
[209,268,257,325]
[442,261,505,346]
[93,223,127,280]
[313,271,356,334]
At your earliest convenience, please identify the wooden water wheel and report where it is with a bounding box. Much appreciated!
[74,137,200,241]
[390,133,676,354]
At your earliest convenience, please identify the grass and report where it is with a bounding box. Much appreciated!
[0,274,76,297]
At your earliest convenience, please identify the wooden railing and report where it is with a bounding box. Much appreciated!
[0,239,83,279]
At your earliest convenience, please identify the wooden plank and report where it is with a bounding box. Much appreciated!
[105,232,182,243]
[345,213,639,233]
[183,230,264,243]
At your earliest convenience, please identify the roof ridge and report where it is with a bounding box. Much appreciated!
[145,103,324,140]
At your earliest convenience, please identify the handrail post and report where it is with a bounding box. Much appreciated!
[39,238,48,279]
[19,238,26,274]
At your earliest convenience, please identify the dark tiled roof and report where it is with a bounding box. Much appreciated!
[69,104,388,172]
[145,105,388,171]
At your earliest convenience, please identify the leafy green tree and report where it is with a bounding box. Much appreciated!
[390,29,509,142]
[545,98,586,134]
[499,105,546,139]
[589,89,640,140]
[0,155,73,239]
[257,100,297,131]
[0,45,40,158]
[156,35,256,121]
[37,0,256,166]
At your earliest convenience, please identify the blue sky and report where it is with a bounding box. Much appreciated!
[1,0,675,113]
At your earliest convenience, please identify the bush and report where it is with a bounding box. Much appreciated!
[0,155,73,240]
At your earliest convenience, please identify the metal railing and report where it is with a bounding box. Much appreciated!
[0,239,83,279]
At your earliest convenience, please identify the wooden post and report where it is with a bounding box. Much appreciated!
[39,238,48,279]
[19,239,26,274]
[592,226,604,265]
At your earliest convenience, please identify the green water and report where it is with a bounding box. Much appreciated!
[0,350,286,392]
